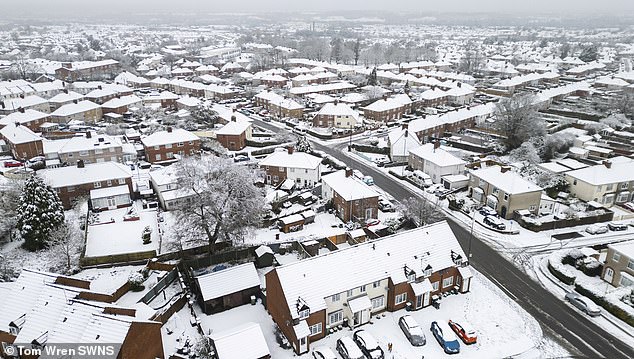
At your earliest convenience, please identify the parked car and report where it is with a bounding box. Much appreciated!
[25,156,45,167]
[607,222,627,231]
[585,224,609,235]
[3,160,23,168]
[365,218,381,227]
[312,346,337,359]
[565,292,601,317]
[373,157,389,166]
[378,200,395,212]
[448,320,477,344]
[478,206,497,217]
[398,315,426,346]
[352,330,384,359]
[233,154,250,162]
[483,216,506,231]
[336,336,364,359]
[362,176,375,186]
[430,320,461,354]
[623,202,634,212]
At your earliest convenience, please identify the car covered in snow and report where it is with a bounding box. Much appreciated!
[378,200,395,212]
[430,320,460,354]
[312,346,337,359]
[483,215,506,231]
[448,319,477,344]
[398,315,426,346]
[478,206,497,217]
[352,330,384,359]
[336,336,364,359]
[623,202,634,212]
[607,222,627,231]
[565,292,601,317]
[585,224,608,235]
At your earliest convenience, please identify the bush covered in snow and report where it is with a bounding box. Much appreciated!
[16,175,64,251]
[128,272,145,292]
[548,250,576,285]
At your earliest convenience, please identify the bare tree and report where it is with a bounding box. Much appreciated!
[48,218,83,274]
[171,156,265,254]
[493,94,544,151]
[398,197,445,227]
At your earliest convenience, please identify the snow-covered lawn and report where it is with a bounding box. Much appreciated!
[184,270,565,359]
[249,212,345,245]
[72,264,144,293]
[84,203,160,257]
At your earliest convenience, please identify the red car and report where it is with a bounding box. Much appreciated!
[448,320,477,344]
[3,160,23,168]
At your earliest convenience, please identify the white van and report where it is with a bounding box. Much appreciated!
[412,170,433,187]
[362,175,374,186]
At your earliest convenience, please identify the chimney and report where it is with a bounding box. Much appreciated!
[457,82,462,88]
[287,146,294,155]
[86,131,92,139]
[345,167,353,177]
[401,123,408,130]
[63,89,68,94]
[77,159,85,168]
[434,141,440,150]
[231,115,236,122]
[18,107,25,113]
[603,160,612,169]
[167,126,173,133]
[383,94,389,101]
[73,99,78,104]
[19,93,24,99]
[0,101,4,109]
[500,166,511,173]
[98,85,102,90]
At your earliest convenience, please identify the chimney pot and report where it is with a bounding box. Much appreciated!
[287,146,294,155]
[86,131,92,139]
[167,127,173,133]
[434,141,440,149]
[77,159,85,168]
[231,115,236,122]
[345,168,353,177]
[500,166,510,173]
[603,160,612,168]
[18,107,25,113]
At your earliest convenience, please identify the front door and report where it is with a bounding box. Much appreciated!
[107,196,116,209]
[423,292,430,307]
[298,336,308,354]
[365,208,372,220]
[416,295,423,309]
[604,267,614,284]
[353,311,360,326]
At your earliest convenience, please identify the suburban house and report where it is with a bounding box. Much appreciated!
[0,123,43,161]
[148,165,194,210]
[210,323,270,359]
[387,124,422,163]
[254,91,304,119]
[0,269,164,359]
[38,160,133,209]
[265,221,473,355]
[0,109,50,131]
[468,165,543,219]
[564,157,634,206]
[54,59,120,81]
[321,169,379,222]
[0,95,49,115]
[141,127,201,163]
[50,100,103,124]
[216,120,253,151]
[100,94,143,115]
[602,241,634,288]
[362,94,412,122]
[56,132,124,165]
[195,263,261,314]
[312,102,360,128]
[48,90,85,111]
[408,142,467,183]
[259,148,322,188]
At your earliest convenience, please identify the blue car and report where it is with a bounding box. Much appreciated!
[430,320,460,354]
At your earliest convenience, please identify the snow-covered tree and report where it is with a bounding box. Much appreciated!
[0,179,23,243]
[509,142,541,165]
[16,175,64,251]
[398,197,445,227]
[171,156,265,254]
[367,67,378,86]
[600,114,631,130]
[493,94,544,151]
[296,135,312,152]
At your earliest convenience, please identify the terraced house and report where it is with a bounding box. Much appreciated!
[141,127,200,163]
[265,221,473,355]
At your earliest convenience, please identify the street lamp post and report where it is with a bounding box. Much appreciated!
[467,212,476,262]
[0,254,7,281]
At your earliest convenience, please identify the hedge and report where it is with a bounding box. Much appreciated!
[547,261,576,285]
[575,284,634,327]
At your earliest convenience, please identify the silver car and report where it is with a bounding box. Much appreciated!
[399,315,426,346]
[565,292,601,317]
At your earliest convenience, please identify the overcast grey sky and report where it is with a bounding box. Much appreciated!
[3,0,634,16]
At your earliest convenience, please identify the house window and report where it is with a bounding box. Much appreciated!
[395,293,407,305]
[359,285,366,293]
[606,184,614,191]
[613,252,621,262]
[155,154,161,161]
[424,268,432,277]
[407,272,416,283]
[79,151,89,157]
[432,281,439,291]
[309,323,322,336]
[503,193,509,201]
[95,148,103,155]
[118,178,125,185]
[628,259,634,271]
[529,205,537,211]
[346,289,353,297]
[154,146,160,150]
[165,143,172,149]
[178,142,184,147]
[620,275,634,287]
[68,186,75,192]
[94,182,101,188]
[620,182,629,190]
[442,276,454,288]
[167,152,174,159]
[371,296,385,310]
[328,310,343,325]
[279,167,284,172]
[107,180,112,186]
[372,280,381,288]
[109,147,115,152]
[331,293,341,302]
[299,309,310,320]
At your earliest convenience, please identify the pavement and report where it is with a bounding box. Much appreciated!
[251,118,634,358]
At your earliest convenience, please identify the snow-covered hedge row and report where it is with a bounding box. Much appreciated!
[548,250,576,285]
[575,283,634,327]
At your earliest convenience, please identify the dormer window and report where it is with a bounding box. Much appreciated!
[299,309,310,319]
[407,272,416,282]
[424,265,432,278]
[451,250,463,266]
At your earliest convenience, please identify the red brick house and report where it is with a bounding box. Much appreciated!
[54,59,120,81]
[0,109,49,131]
[321,169,378,222]
[216,120,252,151]
[38,160,133,209]
[265,221,473,355]
[141,127,200,163]
[362,94,412,122]
[0,123,43,160]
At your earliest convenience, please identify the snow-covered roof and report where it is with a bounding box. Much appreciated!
[609,240,634,259]
[0,123,42,144]
[364,94,411,112]
[565,157,634,185]
[101,95,142,109]
[141,128,199,147]
[211,322,270,359]
[255,91,304,110]
[90,185,130,199]
[39,162,132,188]
[322,170,378,201]
[409,143,466,167]
[216,120,252,136]
[0,269,59,330]
[289,82,355,95]
[195,263,260,302]
[1,95,48,111]
[470,165,542,194]
[388,127,422,158]
[51,100,100,117]
[272,221,467,320]
[0,109,49,126]
[48,91,84,104]
[57,133,121,154]
[316,102,359,121]
[259,151,321,170]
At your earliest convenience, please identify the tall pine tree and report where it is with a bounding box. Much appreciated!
[16,175,64,251]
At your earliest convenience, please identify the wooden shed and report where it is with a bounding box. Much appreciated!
[255,245,275,268]
[195,263,261,314]
[278,214,305,233]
